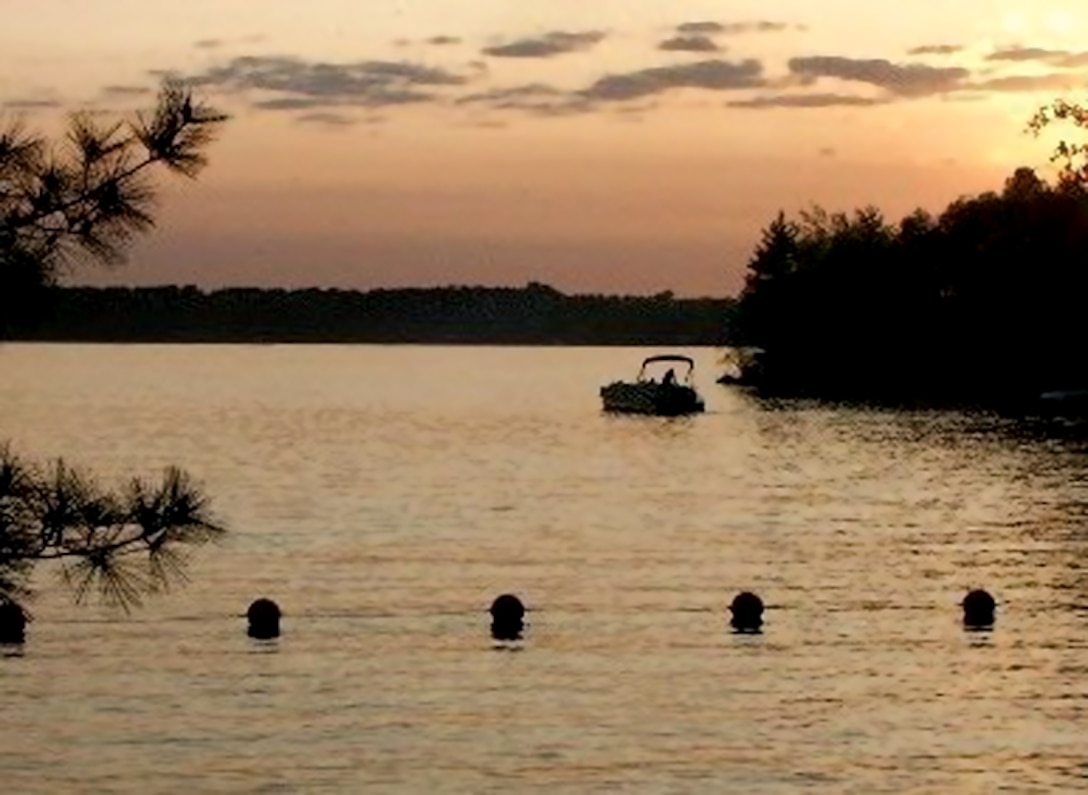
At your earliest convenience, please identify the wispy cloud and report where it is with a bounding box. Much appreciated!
[788,56,968,96]
[986,46,1068,62]
[728,92,887,109]
[102,84,154,97]
[676,20,793,35]
[295,111,359,127]
[457,83,564,106]
[3,98,62,110]
[253,97,333,110]
[969,72,1088,92]
[455,83,586,116]
[659,35,719,53]
[194,35,264,51]
[482,31,605,59]
[399,35,462,47]
[676,22,726,35]
[1056,52,1088,68]
[582,59,765,102]
[722,21,793,34]
[187,55,470,109]
[982,46,1088,69]
[907,44,963,56]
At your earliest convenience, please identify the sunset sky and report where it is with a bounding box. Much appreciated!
[3,0,1087,296]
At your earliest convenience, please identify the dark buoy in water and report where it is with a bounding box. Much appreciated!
[489,593,525,641]
[247,598,281,639]
[0,601,27,645]
[962,589,996,628]
[729,591,764,633]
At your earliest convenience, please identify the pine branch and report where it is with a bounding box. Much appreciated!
[0,79,227,271]
[0,445,226,611]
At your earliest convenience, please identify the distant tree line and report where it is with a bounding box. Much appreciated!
[6,282,734,346]
[733,167,1088,406]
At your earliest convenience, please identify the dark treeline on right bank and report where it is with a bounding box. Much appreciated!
[732,165,1088,408]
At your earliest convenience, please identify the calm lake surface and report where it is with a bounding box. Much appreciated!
[3,344,1088,793]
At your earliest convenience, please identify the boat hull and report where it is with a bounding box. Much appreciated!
[599,381,705,416]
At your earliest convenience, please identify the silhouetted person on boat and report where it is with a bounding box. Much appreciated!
[662,368,677,387]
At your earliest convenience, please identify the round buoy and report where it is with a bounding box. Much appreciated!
[489,593,525,641]
[0,602,27,644]
[962,589,996,628]
[729,591,764,632]
[247,598,281,639]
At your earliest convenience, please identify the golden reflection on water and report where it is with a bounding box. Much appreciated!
[1,344,1088,792]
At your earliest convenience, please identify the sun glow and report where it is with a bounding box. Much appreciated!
[999,10,1030,36]
[1044,9,1077,35]
[999,7,1079,40]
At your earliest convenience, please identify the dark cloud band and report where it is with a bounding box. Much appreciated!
[788,56,968,96]
[659,35,719,53]
[482,31,605,59]
[728,92,886,108]
[583,59,765,101]
[187,55,469,109]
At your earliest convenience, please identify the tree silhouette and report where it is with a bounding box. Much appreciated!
[0,82,228,619]
[1029,100,1088,189]
[733,165,1088,403]
[1,80,226,337]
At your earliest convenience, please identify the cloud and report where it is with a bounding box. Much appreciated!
[251,97,332,110]
[3,98,62,109]
[677,22,725,35]
[582,59,764,101]
[788,56,968,96]
[457,83,564,105]
[482,30,605,58]
[102,84,154,97]
[252,90,430,110]
[188,55,469,109]
[969,72,1088,92]
[295,111,359,127]
[427,36,461,46]
[676,20,793,35]
[985,46,1068,62]
[782,53,1086,99]
[980,47,1088,69]
[1056,52,1088,68]
[456,83,589,116]
[721,21,792,34]
[194,35,264,50]
[907,44,963,56]
[728,92,888,108]
[659,35,719,53]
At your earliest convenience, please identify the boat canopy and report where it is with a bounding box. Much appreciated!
[641,355,695,368]
[636,354,696,382]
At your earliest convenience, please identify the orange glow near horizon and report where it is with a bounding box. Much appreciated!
[2,0,1082,296]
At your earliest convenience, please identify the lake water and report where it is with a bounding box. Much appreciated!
[2,344,1088,793]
